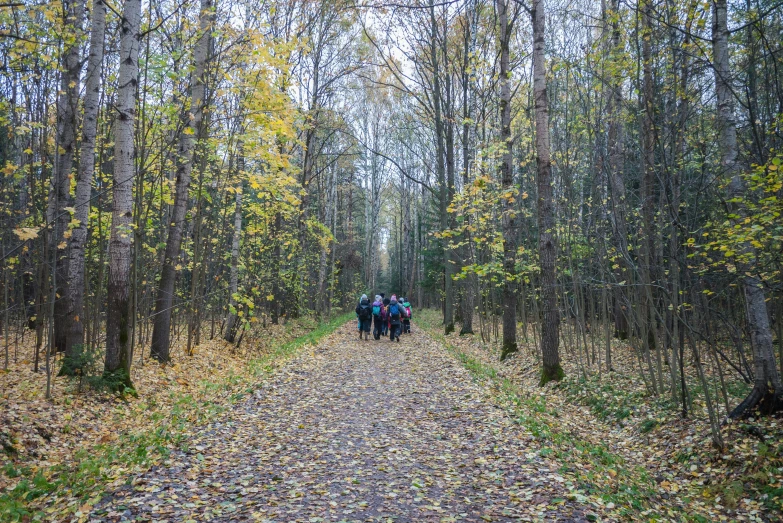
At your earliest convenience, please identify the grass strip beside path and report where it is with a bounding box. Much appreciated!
[248,312,355,376]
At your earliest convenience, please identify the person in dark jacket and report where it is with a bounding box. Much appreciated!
[355,294,372,340]
[387,295,407,342]
[381,296,391,336]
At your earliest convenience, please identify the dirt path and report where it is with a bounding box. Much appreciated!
[93,323,596,522]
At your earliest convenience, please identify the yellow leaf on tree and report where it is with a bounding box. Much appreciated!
[3,162,18,175]
[13,227,40,241]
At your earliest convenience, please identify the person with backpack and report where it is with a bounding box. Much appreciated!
[387,295,407,342]
[355,294,372,340]
[372,295,384,340]
[381,295,391,336]
[402,297,412,334]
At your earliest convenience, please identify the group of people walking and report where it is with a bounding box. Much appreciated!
[355,293,412,342]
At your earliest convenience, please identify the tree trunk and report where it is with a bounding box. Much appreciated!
[150,0,214,362]
[52,0,86,354]
[497,0,517,359]
[605,0,629,341]
[104,0,141,388]
[711,0,782,417]
[445,73,456,333]
[271,211,282,324]
[224,159,243,342]
[639,0,661,395]
[62,0,107,371]
[459,4,474,336]
[430,0,453,335]
[533,0,561,382]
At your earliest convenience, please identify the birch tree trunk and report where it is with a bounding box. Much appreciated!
[150,0,214,362]
[52,0,85,354]
[224,188,242,342]
[224,135,243,342]
[533,0,562,382]
[712,0,782,417]
[62,0,107,369]
[104,0,141,387]
[497,0,517,359]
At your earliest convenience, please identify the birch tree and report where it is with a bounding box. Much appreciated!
[104,0,141,386]
[61,0,107,371]
[713,0,782,417]
[224,139,244,343]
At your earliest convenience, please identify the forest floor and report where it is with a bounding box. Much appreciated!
[416,309,782,522]
[0,313,353,522]
[91,321,601,523]
[2,312,781,522]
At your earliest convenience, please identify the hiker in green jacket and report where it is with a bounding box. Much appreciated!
[402,298,412,334]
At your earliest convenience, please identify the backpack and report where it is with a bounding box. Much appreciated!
[405,306,411,318]
[389,303,400,320]
[372,304,381,317]
[358,304,371,320]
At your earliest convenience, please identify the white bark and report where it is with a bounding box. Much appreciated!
[224,159,243,343]
[713,0,782,416]
[104,0,141,381]
[65,0,107,360]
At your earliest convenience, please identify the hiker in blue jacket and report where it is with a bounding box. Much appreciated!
[387,294,407,342]
[355,294,372,340]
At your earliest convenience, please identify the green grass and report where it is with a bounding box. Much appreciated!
[247,312,353,377]
[559,374,647,423]
[639,418,659,433]
[0,312,353,522]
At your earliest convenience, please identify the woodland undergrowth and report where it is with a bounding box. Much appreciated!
[0,312,353,522]
[418,309,782,523]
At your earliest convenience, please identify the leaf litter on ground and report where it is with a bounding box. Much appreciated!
[416,309,782,523]
[7,310,778,522]
[0,314,347,521]
[93,322,602,522]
